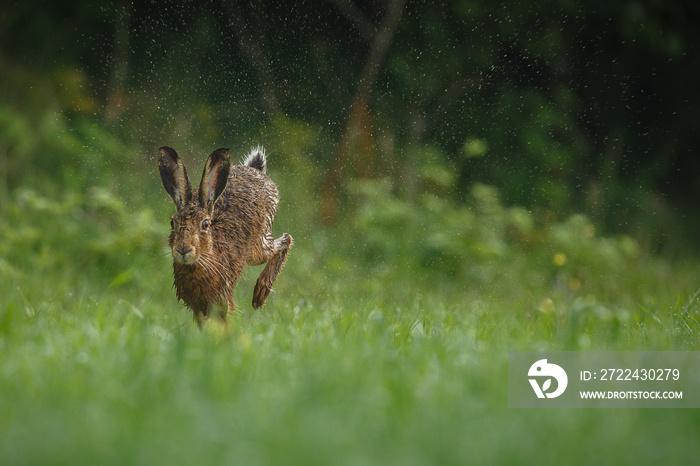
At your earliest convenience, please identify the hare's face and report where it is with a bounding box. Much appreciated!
[159,146,230,266]
[168,206,214,265]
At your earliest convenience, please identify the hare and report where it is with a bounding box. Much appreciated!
[158,146,292,325]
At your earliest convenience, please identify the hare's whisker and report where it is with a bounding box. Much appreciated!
[202,253,227,270]
[198,255,227,284]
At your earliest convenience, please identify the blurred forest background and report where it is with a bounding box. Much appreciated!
[1,0,699,286]
[2,2,700,464]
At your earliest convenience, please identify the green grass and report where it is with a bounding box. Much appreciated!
[1,280,699,465]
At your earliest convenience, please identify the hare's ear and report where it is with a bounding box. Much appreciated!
[199,148,231,213]
[158,146,192,211]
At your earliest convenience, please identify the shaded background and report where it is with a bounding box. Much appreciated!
[2,2,700,465]
[2,0,699,254]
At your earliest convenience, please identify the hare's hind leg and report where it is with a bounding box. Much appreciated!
[252,232,293,309]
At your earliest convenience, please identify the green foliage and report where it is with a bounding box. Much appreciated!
[350,162,643,293]
[0,186,164,307]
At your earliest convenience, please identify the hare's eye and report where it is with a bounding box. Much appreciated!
[170,219,174,230]
[201,219,210,231]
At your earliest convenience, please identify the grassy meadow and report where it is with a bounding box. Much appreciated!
[1,110,699,465]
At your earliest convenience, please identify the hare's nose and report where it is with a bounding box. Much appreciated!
[177,246,194,256]
[174,246,196,264]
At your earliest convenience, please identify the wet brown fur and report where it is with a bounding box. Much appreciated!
[159,146,293,326]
